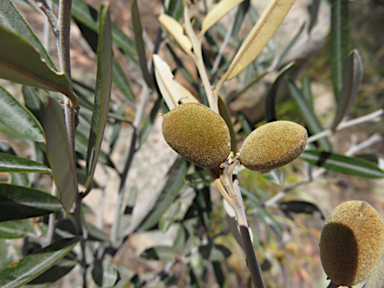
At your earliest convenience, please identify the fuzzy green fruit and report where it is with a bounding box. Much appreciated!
[162,103,231,168]
[320,201,384,287]
[239,121,307,171]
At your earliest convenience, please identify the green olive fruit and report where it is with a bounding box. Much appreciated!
[162,103,231,168]
[239,121,307,171]
[320,201,384,287]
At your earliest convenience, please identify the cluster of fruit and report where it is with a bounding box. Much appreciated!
[161,103,308,170]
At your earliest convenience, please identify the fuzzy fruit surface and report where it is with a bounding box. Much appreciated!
[162,103,231,168]
[239,120,307,171]
[319,200,384,287]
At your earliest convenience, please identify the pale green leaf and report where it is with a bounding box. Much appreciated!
[226,0,295,80]
[330,49,363,131]
[199,0,245,37]
[0,85,44,142]
[43,98,77,212]
[85,3,113,191]
[92,259,120,287]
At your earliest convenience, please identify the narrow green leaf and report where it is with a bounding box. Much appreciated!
[109,103,125,154]
[140,246,178,262]
[27,258,77,285]
[231,0,251,40]
[330,0,349,101]
[0,221,28,239]
[0,153,50,173]
[225,0,295,80]
[199,243,231,261]
[308,0,321,33]
[138,158,188,231]
[92,259,120,287]
[301,73,313,110]
[75,131,115,169]
[85,3,113,191]
[113,58,136,102]
[159,202,181,233]
[132,0,152,87]
[43,97,77,212]
[22,86,44,123]
[0,183,62,223]
[279,200,325,220]
[166,0,184,20]
[185,169,211,186]
[139,95,162,145]
[0,25,76,102]
[199,0,245,37]
[287,79,332,151]
[218,96,237,153]
[59,0,137,57]
[276,22,305,67]
[0,0,56,70]
[10,173,29,187]
[0,237,79,288]
[266,62,295,122]
[330,49,363,131]
[300,150,384,179]
[0,85,44,142]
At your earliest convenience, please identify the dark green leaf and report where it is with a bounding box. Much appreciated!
[140,246,178,262]
[0,85,44,142]
[85,222,110,242]
[85,3,113,191]
[231,0,251,40]
[22,86,44,123]
[330,49,363,131]
[132,0,152,87]
[0,221,28,239]
[185,169,211,186]
[199,243,231,261]
[266,62,295,122]
[109,102,126,154]
[113,58,136,102]
[27,258,77,284]
[301,73,313,110]
[43,97,77,211]
[0,25,76,100]
[76,130,115,168]
[166,0,184,20]
[287,79,332,151]
[300,150,384,179]
[139,95,162,145]
[159,202,181,233]
[92,259,120,287]
[65,0,138,60]
[218,96,237,153]
[0,153,50,173]
[138,158,188,231]
[307,0,321,33]
[0,0,56,70]
[0,237,79,288]
[279,200,325,220]
[330,0,349,101]
[0,183,62,223]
